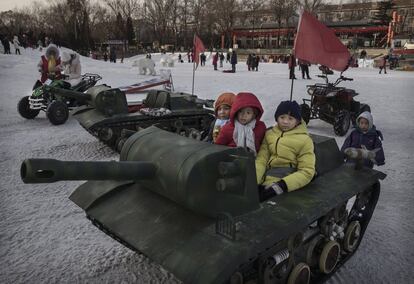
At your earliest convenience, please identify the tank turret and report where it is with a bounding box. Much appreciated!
[21,126,386,284]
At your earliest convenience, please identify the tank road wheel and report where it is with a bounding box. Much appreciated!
[115,137,127,153]
[343,221,361,253]
[188,128,202,140]
[319,241,340,274]
[46,101,69,125]
[97,127,117,147]
[18,96,40,119]
[333,110,350,136]
[300,103,311,124]
[287,263,310,284]
[306,235,324,268]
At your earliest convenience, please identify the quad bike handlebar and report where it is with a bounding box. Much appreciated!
[315,74,354,86]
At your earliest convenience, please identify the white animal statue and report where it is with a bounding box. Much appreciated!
[160,56,168,67]
[132,58,156,75]
[160,55,175,67]
[167,57,174,67]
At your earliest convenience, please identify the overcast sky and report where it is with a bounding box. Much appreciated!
[1,0,46,12]
[0,0,381,13]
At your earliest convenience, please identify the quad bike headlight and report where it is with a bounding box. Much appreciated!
[307,88,315,96]
[326,91,337,98]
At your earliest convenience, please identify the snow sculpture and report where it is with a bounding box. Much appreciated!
[133,58,156,75]
[160,55,175,67]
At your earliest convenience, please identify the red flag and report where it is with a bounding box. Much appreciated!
[193,34,205,67]
[294,11,351,72]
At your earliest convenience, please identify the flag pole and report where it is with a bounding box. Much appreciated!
[289,11,302,102]
[289,65,294,101]
[191,34,196,96]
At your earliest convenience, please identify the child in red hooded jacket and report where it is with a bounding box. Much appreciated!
[215,92,266,155]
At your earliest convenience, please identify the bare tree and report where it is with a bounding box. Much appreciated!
[270,0,298,48]
[212,0,239,48]
[144,0,176,46]
[242,0,265,48]
[297,0,324,13]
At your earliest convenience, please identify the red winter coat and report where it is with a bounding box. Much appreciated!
[213,53,218,65]
[215,92,266,152]
[39,55,62,83]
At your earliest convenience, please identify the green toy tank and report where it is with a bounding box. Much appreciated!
[21,126,386,283]
[72,87,215,152]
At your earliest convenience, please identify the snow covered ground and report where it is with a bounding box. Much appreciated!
[1,48,413,284]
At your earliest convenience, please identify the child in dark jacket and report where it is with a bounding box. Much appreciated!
[205,92,235,143]
[341,111,385,168]
[215,92,266,155]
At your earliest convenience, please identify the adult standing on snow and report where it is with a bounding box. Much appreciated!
[37,44,62,83]
[1,35,11,54]
[13,35,21,55]
[212,52,218,70]
[299,59,311,79]
[231,50,237,73]
[219,52,224,67]
[379,55,388,74]
[253,55,260,71]
[110,47,117,63]
[60,51,82,86]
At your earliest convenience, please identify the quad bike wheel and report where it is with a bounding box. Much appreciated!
[352,104,371,126]
[333,110,350,136]
[18,96,40,119]
[300,103,311,124]
[46,101,69,125]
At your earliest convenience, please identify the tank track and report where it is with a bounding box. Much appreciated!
[86,183,380,284]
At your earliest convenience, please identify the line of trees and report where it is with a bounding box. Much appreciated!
[0,0,323,52]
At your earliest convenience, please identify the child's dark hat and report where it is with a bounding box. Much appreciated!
[274,100,301,121]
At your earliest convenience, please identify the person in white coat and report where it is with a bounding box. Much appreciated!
[13,35,21,55]
[60,51,82,86]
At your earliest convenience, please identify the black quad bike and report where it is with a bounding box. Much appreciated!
[18,73,102,125]
[300,74,370,136]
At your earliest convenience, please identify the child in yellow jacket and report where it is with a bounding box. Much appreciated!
[256,100,315,201]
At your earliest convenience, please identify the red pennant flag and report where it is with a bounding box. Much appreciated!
[294,11,351,72]
[193,34,205,68]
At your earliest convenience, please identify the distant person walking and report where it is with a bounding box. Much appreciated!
[219,52,224,67]
[1,36,11,54]
[299,59,311,79]
[109,47,117,63]
[13,35,21,55]
[213,52,219,70]
[231,50,237,73]
[379,55,388,74]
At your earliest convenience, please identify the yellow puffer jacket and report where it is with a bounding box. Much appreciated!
[256,122,315,191]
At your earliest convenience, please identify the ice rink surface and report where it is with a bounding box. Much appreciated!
[1,49,413,283]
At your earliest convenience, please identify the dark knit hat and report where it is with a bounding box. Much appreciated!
[274,100,301,121]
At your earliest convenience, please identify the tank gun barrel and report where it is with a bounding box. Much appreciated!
[21,159,157,183]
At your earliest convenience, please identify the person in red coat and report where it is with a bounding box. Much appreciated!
[215,92,266,155]
[37,44,62,83]
[212,52,219,70]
